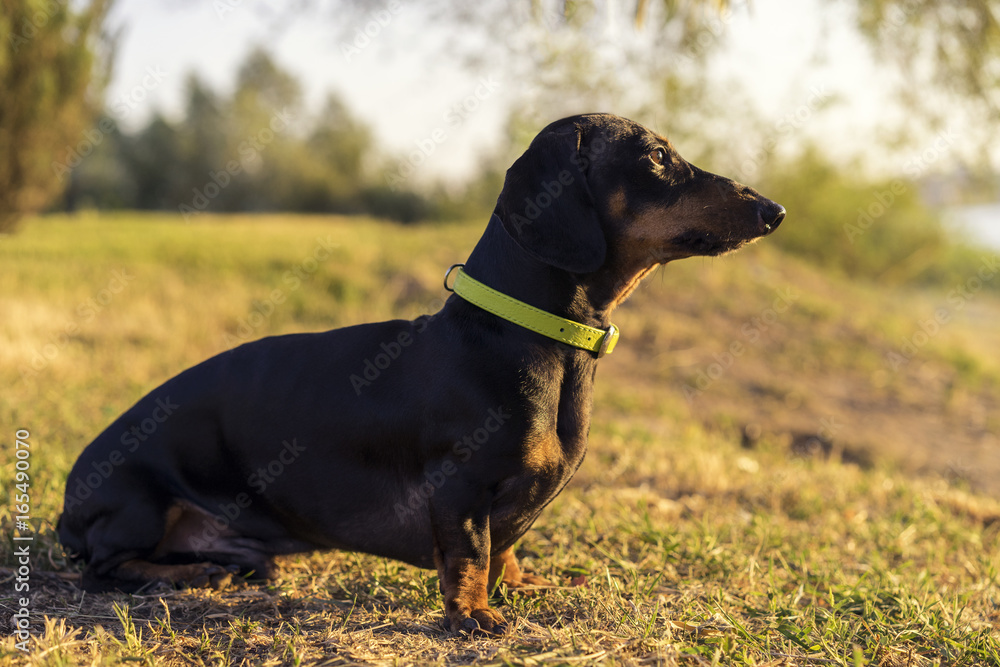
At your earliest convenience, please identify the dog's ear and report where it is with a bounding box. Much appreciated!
[495,127,606,274]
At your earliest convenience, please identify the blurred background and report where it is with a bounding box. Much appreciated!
[2,0,999,493]
[4,0,1000,235]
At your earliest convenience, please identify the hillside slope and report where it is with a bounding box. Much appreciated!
[601,243,1000,496]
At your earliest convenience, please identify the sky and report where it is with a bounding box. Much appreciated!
[100,0,924,183]
[103,0,511,180]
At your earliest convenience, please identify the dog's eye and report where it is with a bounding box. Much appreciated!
[649,148,668,166]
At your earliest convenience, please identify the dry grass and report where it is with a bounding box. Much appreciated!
[1,212,998,665]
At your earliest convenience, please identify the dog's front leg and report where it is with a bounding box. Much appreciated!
[431,502,508,635]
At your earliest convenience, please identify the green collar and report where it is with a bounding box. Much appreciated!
[444,264,620,357]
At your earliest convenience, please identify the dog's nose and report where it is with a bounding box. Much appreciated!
[760,203,785,234]
[772,206,785,226]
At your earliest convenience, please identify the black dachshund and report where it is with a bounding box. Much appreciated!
[59,113,784,634]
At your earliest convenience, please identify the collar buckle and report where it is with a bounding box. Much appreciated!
[597,324,618,358]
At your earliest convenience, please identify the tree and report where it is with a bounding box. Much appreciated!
[225,47,303,211]
[853,0,1000,167]
[311,0,999,169]
[126,115,185,209]
[0,0,114,232]
[301,94,372,211]
[52,46,408,219]
[63,114,133,210]
[175,74,233,210]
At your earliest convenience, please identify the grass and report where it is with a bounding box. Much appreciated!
[1,211,998,666]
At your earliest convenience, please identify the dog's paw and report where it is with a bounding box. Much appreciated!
[496,572,554,597]
[179,563,240,590]
[516,573,553,588]
[443,607,509,636]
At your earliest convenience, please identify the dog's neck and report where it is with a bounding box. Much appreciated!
[462,215,653,331]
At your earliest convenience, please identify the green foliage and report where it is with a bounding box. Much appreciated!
[760,147,990,289]
[63,47,444,223]
[0,0,113,231]
[855,0,1000,117]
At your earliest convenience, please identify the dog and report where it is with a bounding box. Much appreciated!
[58,113,784,635]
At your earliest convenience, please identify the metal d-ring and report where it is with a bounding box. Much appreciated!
[443,263,465,292]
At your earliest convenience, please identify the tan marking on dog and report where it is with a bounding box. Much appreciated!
[488,546,523,589]
[488,546,553,591]
[521,431,561,474]
[607,186,630,220]
[607,264,659,311]
[151,500,233,559]
[114,559,231,589]
[600,203,687,310]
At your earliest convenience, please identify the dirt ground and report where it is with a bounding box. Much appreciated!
[600,254,1000,498]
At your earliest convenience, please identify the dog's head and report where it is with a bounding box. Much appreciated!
[494,113,785,276]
